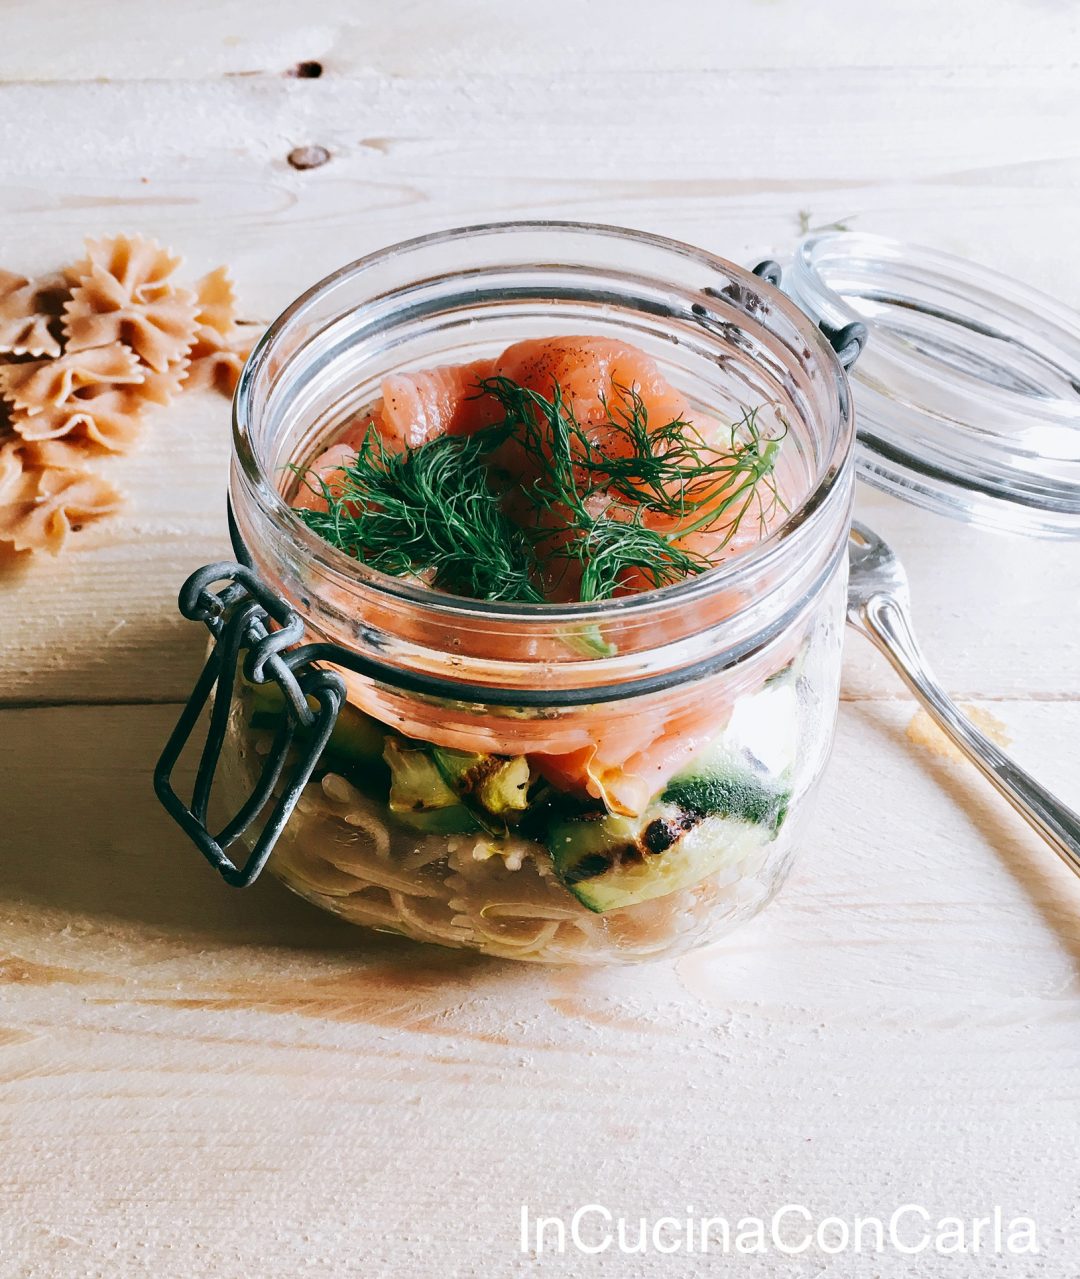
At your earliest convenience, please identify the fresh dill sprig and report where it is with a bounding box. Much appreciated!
[476,375,786,601]
[586,384,784,530]
[292,422,544,603]
[575,506,712,601]
[293,372,786,605]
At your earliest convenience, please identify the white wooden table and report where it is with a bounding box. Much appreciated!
[2,5,1079,1275]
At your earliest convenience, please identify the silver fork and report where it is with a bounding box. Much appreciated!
[847,520,1080,878]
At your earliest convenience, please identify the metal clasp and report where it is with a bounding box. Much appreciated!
[154,562,345,887]
[752,259,868,370]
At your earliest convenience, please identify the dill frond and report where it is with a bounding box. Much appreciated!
[292,422,544,603]
[574,505,712,602]
[293,368,786,605]
[476,375,786,598]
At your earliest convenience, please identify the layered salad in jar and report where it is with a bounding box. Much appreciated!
[224,335,836,962]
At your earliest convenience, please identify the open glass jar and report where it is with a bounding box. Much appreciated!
[157,223,857,963]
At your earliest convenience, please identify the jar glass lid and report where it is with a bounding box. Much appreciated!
[784,231,1080,538]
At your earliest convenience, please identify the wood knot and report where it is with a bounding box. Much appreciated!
[288,60,324,79]
[287,145,331,171]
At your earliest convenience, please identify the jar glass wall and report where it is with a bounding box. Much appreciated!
[219,223,856,963]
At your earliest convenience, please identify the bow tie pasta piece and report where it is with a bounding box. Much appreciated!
[16,438,95,470]
[0,269,69,359]
[12,385,146,452]
[63,235,198,373]
[0,235,256,554]
[0,345,144,415]
[0,440,121,553]
[182,266,257,396]
[191,266,238,342]
[183,327,257,397]
[0,435,24,501]
[6,361,185,453]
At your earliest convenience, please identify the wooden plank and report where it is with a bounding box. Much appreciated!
[0,71,1077,706]
[2,0,1078,82]
[0,391,231,708]
[1,698,1079,1275]
[2,73,1078,284]
[1,70,1076,313]
[3,7,1079,1275]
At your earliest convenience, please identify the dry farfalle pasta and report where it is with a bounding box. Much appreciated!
[2,346,146,452]
[15,365,187,453]
[13,383,148,452]
[0,344,143,415]
[0,269,68,359]
[184,332,258,396]
[184,266,258,397]
[0,434,23,501]
[0,435,121,553]
[0,233,256,555]
[64,235,199,373]
[190,265,236,339]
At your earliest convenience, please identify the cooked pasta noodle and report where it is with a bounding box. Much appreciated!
[215,682,783,963]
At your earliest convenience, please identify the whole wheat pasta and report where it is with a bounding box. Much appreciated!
[0,436,25,502]
[0,458,121,553]
[180,265,255,395]
[17,438,100,470]
[183,334,257,396]
[10,383,149,452]
[190,266,237,341]
[0,236,255,556]
[63,234,198,373]
[0,345,143,416]
[0,269,67,359]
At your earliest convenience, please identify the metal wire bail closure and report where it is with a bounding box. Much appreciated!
[154,562,345,888]
[695,262,866,373]
[750,259,867,371]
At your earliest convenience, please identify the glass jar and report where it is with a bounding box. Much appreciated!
[170,222,856,964]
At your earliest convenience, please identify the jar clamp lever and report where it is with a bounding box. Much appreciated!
[153,562,346,887]
[696,261,866,372]
[752,259,868,370]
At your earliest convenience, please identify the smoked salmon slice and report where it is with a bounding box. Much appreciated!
[295,357,500,512]
[492,336,693,448]
[379,357,502,449]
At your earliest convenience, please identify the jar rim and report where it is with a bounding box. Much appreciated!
[233,219,855,623]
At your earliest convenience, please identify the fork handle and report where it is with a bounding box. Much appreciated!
[852,593,1080,879]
